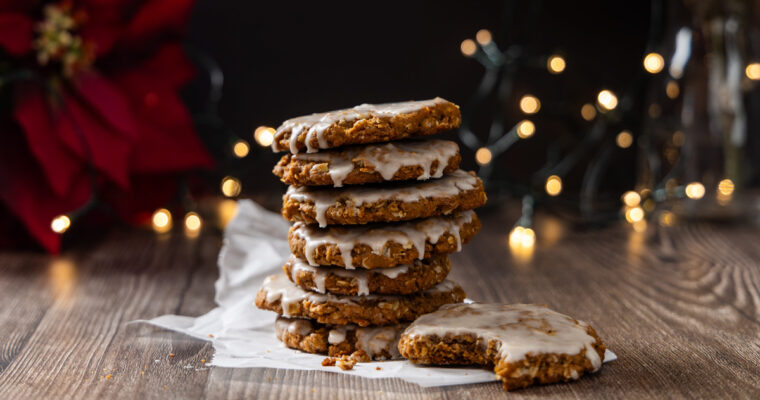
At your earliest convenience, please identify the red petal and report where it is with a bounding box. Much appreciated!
[0,13,33,55]
[14,85,85,197]
[71,71,140,140]
[121,0,194,46]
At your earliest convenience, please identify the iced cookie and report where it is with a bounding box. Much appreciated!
[289,211,480,269]
[282,170,486,227]
[275,316,405,360]
[398,303,606,391]
[273,140,461,187]
[271,98,460,154]
[283,254,450,296]
[255,274,465,327]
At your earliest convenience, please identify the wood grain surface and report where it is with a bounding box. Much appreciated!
[0,202,759,399]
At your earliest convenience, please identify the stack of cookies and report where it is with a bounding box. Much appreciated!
[255,98,487,362]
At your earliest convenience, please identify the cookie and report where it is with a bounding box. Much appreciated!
[282,170,486,227]
[275,316,405,360]
[398,303,606,391]
[271,98,460,154]
[283,254,451,296]
[289,211,480,269]
[255,273,465,327]
[273,140,461,187]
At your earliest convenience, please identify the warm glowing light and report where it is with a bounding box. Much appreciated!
[632,219,647,233]
[545,175,562,196]
[685,182,705,199]
[475,29,492,45]
[475,147,492,165]
[622,191,641,207]
[643,52,665,74]
[152,208,172,233]
[616,130,633,148]
[625,206,644,223]
[508,226,536,249]
[233,140,250,158]
[659,211,675,227]
[672,130,685,147]
[184,212,202,233]
[580,103,596,121]
[597,90,618,110]
[547,55,566,74]
[460,39,477,56]
[217,199,239,229]
[516,120,535,139]
[666,81,680,99]
[717,179,735,196]
[50,215,71,234]
[221,176,242,197]
[519,95,541,114]
[746,63,760,80]
[254,126,275,146]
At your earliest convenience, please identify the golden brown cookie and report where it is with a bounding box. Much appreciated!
[398,303,606,391]
[271,98,460,154]
[283,254,450,296]
[282,170,486,227]
[255,273,465,327]
[288,211,480,269]
[273,140,461,187]
[275,316,405,360]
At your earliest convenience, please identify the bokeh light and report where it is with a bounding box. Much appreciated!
[545,175,562,196]
[616,130,633,148]
[152,208,172,233]
[519,95,541,114]
[643,52,664,74]
[475,147,492,165]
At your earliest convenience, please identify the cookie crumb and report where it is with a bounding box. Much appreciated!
[208,334,214,338]
[163,385,168,391]
[376,367,382,370]
[105,374,113,380]
[321,357,336,367]
[350,350,370,363]
[169,353,175,358]
[336,358,355,371]
[141,371,145,376]
[201,359,205,363]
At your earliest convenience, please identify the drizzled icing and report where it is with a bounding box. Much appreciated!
[294,140,459,187]
[403,303,603,370]
[272,97,450,153]
[288,255,415,295]
[285,169,480,227]
[261,273,458,318]
[291,210,475,268]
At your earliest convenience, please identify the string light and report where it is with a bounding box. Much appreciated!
[516,120,535,139]
[152,208,172,233]
[684,182,705,199]
[658,211,675,227]
[221,176,242,197]
[547,55,566,74]
[254,126,275,146]
[475,147,492,165]
[51,215,71,234]
[597,89,618,110]
[460,39,477,57]
[616,130,633,148]
[622,191,641,207]
[233,140,250,158]
[625,206,644,223]
[632,219,647,233]
[580,103,596,121]
[519,95,541,114]
[717,179,735,196]
[475,29,492,45]
[672,130,685,146]
[545,175,562,196]
[746,63,760,80]
[666,81,679,99]
[184,212,202,236]
[643,52,664,74]
[508,226,536,249]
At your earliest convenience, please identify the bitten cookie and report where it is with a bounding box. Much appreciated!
[275,316,405,360]
[255,273,465,327]
[273,140,461,187]
[271,98,461,154]
[283,254,451,296]
[398,303,606,391]
[282,170,486,227]
[289,211,481,269]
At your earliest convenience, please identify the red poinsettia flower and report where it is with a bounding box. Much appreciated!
[0,0,214,252]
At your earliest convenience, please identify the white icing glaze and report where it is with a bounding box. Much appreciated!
[262,273,458,317]
[288,255,412,296]
[328,326,348,344]
[274,317,313,337]
[403,303,603,371]
[293,140,459,187]
[291,210,475,268]
[272,97,450,153]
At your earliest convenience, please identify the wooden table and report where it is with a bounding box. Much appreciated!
[1,203,759,399]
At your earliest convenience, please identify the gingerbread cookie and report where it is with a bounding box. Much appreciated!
[282,170,486,227]
[289,211,480,269]
[271,98,460,154]
[284,254,450,296]
[273,140,461,187]
[275,316,405,360]
[398,303,606,391]
[255,274,465,327]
